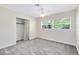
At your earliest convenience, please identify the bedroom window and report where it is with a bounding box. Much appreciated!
[41,18,70,30]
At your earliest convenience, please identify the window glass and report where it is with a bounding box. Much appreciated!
[54,18,70,29]
[41,18,70,30]
[41,20,52,29]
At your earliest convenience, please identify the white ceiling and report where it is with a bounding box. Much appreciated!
[0,4,78,17]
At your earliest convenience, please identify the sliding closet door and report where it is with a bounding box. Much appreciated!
[16,18,25,41]
[16,24,24,41]
[24,20,29,41]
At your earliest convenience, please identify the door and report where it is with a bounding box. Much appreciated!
[16,18,25,41]
[16,23,24,41]
[24,20,29,41]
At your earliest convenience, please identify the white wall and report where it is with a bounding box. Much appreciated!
[0,7,16,49]
[29,17,36,40]
[0,6,36,49]
[36,10,76,46]
[76,6,79,53]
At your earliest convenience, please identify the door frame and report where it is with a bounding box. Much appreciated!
[16,17,29,41]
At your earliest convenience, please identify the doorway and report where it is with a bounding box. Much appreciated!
[16,18,29,42]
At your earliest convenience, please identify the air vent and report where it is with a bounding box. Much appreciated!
[35,4,40,7]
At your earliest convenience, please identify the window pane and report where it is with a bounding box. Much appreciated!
[41,20,53,29]
[54,18,70,29]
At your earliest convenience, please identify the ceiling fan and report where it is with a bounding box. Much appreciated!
[35,4,46,18]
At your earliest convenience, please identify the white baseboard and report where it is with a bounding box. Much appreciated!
[35,37,76,46]
[76,46,79,54]
[0,43,16,49]
[29,36,36,40]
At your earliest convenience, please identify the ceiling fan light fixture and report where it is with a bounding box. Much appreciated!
[34,4,47,18]
[40,13,45,18]
[40,8,45,18]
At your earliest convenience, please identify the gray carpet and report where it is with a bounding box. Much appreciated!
[0,39,78,55]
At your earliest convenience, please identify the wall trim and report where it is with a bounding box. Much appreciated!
[0,43,16,49]
[34,37,76,46]
[76,46,79,54]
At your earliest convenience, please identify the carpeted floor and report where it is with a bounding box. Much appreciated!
[0,39,78,55]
